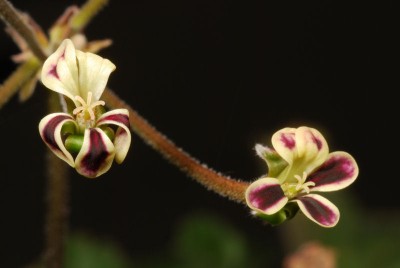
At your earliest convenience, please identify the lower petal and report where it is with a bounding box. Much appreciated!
[75,128,115,178]
[294,194,340,227]
[245,177,288,215]
[96,109,131,164]
[38,113,76,167]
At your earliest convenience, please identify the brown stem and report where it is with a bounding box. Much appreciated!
[43,93,69,268]
[0,0,47,61]
[102,89,249,203]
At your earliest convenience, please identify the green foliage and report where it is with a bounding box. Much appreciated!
[61,202,400,268]
[65,233,132,268]
[171,213,250,268]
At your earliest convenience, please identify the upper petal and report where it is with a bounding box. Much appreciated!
[294,127,329,171]
[75,128,116,178]
[307,151,359,192]
[245,177,288,215]
[294,194,340,227]
[38,113,76,167]
[272,127,329,175]
[75,50,116,101]
[96,109,131,164]
[41,39,79,102]
[271,127,297,165]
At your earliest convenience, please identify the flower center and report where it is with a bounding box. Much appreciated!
[281,171,315,199]
[73,91,105,130]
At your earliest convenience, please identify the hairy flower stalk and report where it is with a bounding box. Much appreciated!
[39,39,131,178]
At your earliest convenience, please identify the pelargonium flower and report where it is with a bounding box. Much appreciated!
[245,127,358,227]
[38,39,131,178]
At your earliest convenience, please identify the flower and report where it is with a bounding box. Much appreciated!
[245,127,358,227]
[38,39,131,178]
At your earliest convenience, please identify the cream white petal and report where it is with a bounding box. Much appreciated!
[41,39,79,102]
[96,109,131,163]
[38,113,76,167]
[294,127,329,174]
[76,50,116,101]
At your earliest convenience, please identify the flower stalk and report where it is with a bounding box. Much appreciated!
[102,89,250,203]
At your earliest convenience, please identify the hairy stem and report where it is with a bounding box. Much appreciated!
[103,89,249,203]
[43,93,69,268]
[0,0,47,61]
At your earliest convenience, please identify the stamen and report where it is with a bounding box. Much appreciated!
[74,95,87,107]
[294,172,315,194]
[72,106,84,115]
[301,181,316,194]
[71,91,106,128]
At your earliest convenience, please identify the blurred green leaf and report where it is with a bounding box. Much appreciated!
[135,212,261,268]
[172,213,250,268]
[65,233,132,268]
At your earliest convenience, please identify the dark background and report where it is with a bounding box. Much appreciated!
[0,0,397,267]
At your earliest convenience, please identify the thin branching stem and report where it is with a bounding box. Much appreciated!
[0,0,47,61]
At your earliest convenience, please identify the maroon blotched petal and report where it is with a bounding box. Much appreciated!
[245,178,288,215]
[75,128,115,178]
[271,128,297,165]
[41,39,79,102]
[307,151,359,192]
[293,127,329,174]
[294,194,340,227]
[38,113,76,167]
[96,109,131,164]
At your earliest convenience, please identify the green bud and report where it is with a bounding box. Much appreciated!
[95,105,106,119]
[100,126,115,141]
[255,202,299,226]
[61,121,77,136]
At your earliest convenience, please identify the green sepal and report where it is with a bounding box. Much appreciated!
[65,134,84,155]
[100,126,115,141]
[255,202,299,226]
[256,144,288,177]
[61,121,77,136]
[95,105,106,119]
